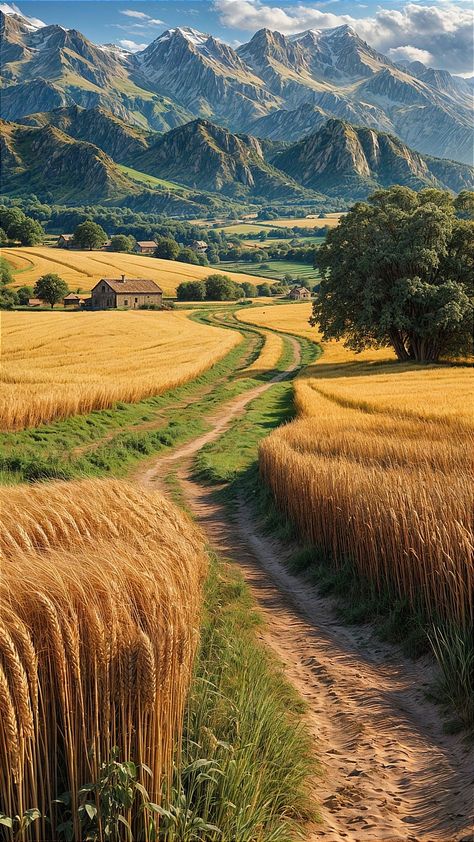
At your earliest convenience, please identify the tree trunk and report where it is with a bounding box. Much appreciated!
[408,334,440,363]
[389,329,411,361]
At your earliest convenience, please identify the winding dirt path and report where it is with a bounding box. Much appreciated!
[134,337,474,842]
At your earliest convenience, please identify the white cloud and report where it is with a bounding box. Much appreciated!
[118,38,147,51]
[119,9,164,24]
[120,9,149,19]
[214,0,474,73]
[388,45,434,64]
[0,2,45,27]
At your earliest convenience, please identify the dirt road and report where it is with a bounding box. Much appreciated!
[135,339,474,842]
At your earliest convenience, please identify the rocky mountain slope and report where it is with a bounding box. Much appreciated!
[17,105,152,162]
[1,7,472,164]
[2,112,472,210]
[133,119,313,200]
[0,9,192,131]
[271,119,474,197]
[0,120,141,201]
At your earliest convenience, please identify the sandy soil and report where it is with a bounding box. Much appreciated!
[134,339,474,842]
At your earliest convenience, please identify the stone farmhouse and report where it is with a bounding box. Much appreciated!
[134,240,157,255]
[90,277,163,309]
[289,286,312,300]
[192,240,208,254]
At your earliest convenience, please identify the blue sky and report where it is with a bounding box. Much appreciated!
[10,1,474,72]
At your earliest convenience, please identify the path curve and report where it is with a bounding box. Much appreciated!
[136,334,301,487]
[134,334,474,842]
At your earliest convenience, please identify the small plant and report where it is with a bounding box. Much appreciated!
[55,749,163,842]
[0,808,41,841]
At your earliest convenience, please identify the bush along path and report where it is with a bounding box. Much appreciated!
[133,318,474,842]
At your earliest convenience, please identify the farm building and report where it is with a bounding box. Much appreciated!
[28,298,43,307]
[63,293,82,307]
[289,286,312,300]
[135,241,157,255]
[90,276,163,309]
[57,234,74,248]
[192,240,208,254]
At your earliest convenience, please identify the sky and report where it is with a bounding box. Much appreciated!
[6,0,474,73]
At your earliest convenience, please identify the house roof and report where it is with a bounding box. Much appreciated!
[28,298,43,306]
[136,241,157,248]
[93,278,163,294]
[292,286,310,293]
[193,240,207,247]
[59,234,73,240]
[64,292,81,300]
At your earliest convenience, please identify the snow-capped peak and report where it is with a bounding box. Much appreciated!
[158,26,210,46]
[0,2,45,30]
[99,42,131,57]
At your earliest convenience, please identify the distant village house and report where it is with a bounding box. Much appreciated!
[63,293,82,307]
[134,241,157,255]
[289,286,312,300]
[192,240,208,254]
[90,276,163,309]
[28,298,43,307]
[57,234,74,248]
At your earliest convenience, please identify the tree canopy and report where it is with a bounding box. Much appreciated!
[154,237,180,260]
[73,221,107,250]
[34,274,69,308]
[0,207,44,245]
[109,234,134,253]
[312,187,474,363]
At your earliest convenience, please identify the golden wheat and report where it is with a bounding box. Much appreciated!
[244,330,283,373]
[3,247,277,295]
[255,303,473,628]
[0,478,207,840]
[1,310,240,430]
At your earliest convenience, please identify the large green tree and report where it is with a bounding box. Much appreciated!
[73,221,107,250]
[176,280,206,301]
[312,187,474,362]
[205,274,240,301]
[34,274,69,308]
[154,237,179,260]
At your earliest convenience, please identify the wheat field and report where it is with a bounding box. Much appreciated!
[259,364,473,629]
[3,247,276,295]
[1,310,240,430]
[0,478,207,839]
[247,303,473,628]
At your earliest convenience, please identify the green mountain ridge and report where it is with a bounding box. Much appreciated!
[2,111,472,214]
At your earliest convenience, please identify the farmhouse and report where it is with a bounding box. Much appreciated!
[57,234,74,248]
[134,240,157,255]
[90,276,163,309]
[192,240,208,254]
[63,293,82,307]
[28,298,43,307]
[289,286,312,300]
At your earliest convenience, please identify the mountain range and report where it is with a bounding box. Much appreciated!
[1,7,472,165]
[1,5,473,217]
[2,107,473,214]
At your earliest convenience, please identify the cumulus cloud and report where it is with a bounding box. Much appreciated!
[388,45,434,64]
[118,38,147,51]
[214,0,473,73]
